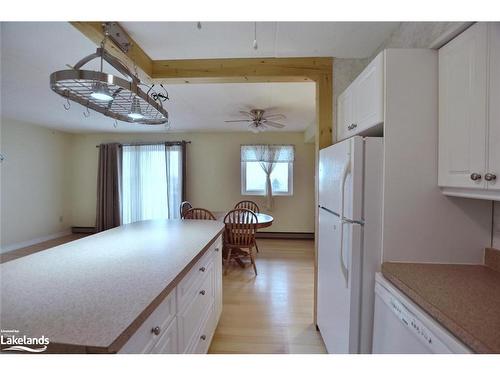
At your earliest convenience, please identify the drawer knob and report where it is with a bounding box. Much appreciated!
[199,290,206,295]
[348,123,357,131]
[470,173,482,181]
[200,334,207,341]
[151,326,161,336]
[199,267,206,272]
[485,173,497,181]
[215,247,219,252]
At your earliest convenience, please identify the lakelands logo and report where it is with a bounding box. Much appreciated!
[1,329,49,353]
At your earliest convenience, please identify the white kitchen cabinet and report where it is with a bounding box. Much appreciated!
[337,52,384,142]
[438,23,500,200]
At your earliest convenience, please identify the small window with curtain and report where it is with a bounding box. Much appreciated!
[240,144,294,197]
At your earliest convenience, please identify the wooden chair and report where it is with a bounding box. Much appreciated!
[180,201,193,218]
[223,208,258,276]
[234,200,260,213]
[234,200,260,253]
[183,208,217,220]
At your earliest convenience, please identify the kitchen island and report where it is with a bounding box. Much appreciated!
[0,219,224,353]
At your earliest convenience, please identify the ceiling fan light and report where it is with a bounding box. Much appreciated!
[128,97,144,120]
[90,82,113,101]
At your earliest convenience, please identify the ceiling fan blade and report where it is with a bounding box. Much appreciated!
[264,114,286,120]
[239,111,253,117]
[224,120,252,123]
[264,121,285,128]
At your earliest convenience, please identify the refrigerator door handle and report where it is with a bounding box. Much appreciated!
[339,156,351,288]
[340,220,350,288]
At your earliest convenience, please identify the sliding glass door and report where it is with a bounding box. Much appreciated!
[121,143,183,224]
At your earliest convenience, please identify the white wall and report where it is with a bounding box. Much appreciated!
[0,118,74,250]
[70,131,315,233]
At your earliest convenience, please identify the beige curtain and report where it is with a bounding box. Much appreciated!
[241,144,295,210]
[96,143,122,232]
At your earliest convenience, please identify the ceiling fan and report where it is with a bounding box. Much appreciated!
[225,109,286,133]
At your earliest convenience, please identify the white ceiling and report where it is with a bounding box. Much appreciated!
[122,22,399,59]
[0,21,398,133]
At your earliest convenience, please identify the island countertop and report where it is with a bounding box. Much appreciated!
[382,260,500,354]
[0,219,225,353]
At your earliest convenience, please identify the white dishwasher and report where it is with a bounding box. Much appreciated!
[372,273,472,354]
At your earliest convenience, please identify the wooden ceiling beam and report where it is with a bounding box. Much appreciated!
[69,22,153,78]
[151,57,332,83]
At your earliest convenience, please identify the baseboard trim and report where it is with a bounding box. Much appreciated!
[0,229,72,254]
[71,226,97,234]
[256,232,314,240]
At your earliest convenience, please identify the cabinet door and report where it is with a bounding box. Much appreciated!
[488,23,500,191]
[149,317,178,354]
[336,87,354,142]
[353,52,384,133]
[438,23,488,189]
[214,240,223,320]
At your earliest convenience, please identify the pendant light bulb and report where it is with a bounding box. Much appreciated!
[90,82,113,101]
[253,22,258,50]
[128,97,144,120]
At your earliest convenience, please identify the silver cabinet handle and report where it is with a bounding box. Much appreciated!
[470,173,482,181]
[200,334,207,341]
[199,267,206,272]
[347,123,357,131]
[151,326,161,336]
[485,173,497,181]
[199,290,206,295]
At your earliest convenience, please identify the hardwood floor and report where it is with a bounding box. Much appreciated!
[209,239,326,354]
[0,234,89,264]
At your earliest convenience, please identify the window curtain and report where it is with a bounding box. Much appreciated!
[241,144,294,210]
[96,143,122,232]
[121,143,183,225]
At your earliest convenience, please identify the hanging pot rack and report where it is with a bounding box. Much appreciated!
[50,27,169,126]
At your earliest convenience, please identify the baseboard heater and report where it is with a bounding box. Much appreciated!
[72,226,313,240]
[256,232,314,240]
[71,226,97,234]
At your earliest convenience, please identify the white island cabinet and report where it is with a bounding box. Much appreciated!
[438,22,500,200]
[0,220,224,354]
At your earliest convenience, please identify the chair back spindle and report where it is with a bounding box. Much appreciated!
[234,200,260,214]
[183,208,217,221]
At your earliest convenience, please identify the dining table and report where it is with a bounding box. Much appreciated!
[213,211,274,229]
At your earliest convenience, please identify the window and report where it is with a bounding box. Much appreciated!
[241,145,294,196]
[122,144,183,224]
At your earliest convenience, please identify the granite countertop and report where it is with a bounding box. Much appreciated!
[382,256,500,353]
[0,219,224,353]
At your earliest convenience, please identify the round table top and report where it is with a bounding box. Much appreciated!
[213,211,274,229]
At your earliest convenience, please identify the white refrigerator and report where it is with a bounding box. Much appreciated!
[317,136,383,354]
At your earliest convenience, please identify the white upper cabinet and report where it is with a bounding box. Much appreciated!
[337,52,384,142]
[487,23,500,193]
[438,23,500,200]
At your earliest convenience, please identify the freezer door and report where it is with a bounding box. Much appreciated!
[317,208,363,353]
[318,136,364,221]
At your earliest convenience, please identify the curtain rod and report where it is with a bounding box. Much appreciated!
[96,141,191,148]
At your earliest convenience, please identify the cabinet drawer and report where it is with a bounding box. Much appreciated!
[119,289,176,354]
[178,263,215,352]
[177,237,221,312]
[149,317,178,354]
